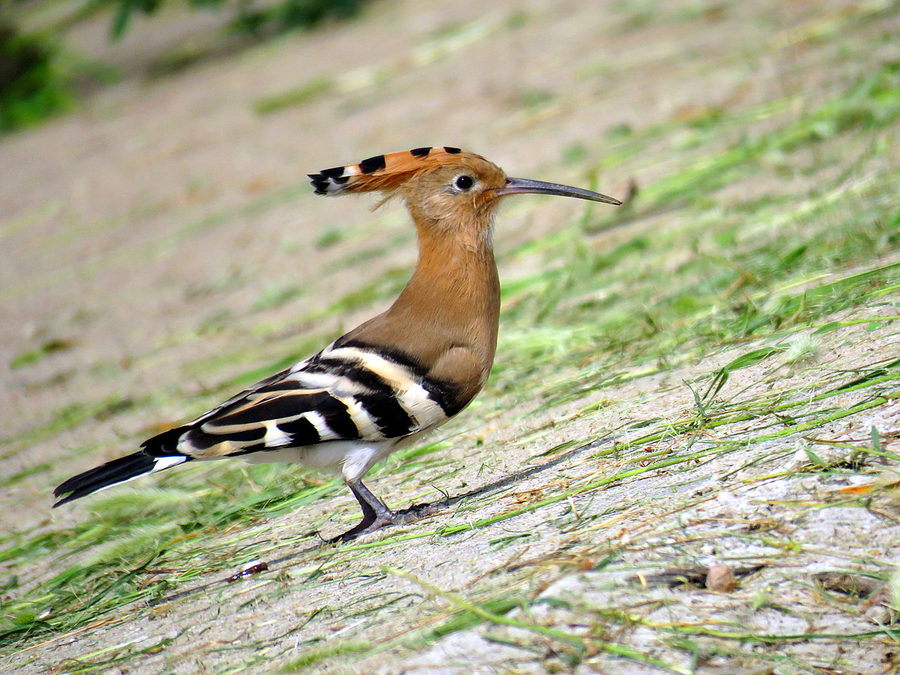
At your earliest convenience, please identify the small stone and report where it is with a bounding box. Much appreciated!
[864,602,897,625]
[863,588,899,625]
[707,563,737,592]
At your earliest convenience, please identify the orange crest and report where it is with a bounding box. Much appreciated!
[309,146,475,195]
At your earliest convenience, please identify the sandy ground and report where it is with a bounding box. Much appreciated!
[2,0,899,672]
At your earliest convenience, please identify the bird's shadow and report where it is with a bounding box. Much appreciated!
[153,433,613,606]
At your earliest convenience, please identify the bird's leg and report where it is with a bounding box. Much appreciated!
[331,479,397,542]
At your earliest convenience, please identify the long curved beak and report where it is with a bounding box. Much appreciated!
[493,177,622,205]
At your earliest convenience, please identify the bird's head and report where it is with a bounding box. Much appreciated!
[309,146,621,245]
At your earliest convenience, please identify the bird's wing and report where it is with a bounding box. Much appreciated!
[141,341,456,460]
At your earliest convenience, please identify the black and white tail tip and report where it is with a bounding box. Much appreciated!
[52,452,187,507]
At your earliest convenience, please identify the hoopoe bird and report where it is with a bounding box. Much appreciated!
[54,146,620,540]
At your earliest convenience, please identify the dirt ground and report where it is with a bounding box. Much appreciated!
[2,0,899,672]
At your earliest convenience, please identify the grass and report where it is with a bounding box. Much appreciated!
[6,345,895,662]
[254,76,335,115]
[486,57,900,397]
[3,1,900,672]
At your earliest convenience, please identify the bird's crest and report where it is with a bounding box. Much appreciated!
[309,146,476,195]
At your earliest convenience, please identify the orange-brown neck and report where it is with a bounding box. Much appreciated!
[397,218,500,355]
[344,212,501,383]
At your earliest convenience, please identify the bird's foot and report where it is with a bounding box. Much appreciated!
[327,510,396,543]
[326,500,447,543]
[326,480,449,543]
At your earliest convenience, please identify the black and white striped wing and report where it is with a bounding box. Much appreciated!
[141,342,454,460]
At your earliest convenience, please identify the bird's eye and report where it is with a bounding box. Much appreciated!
[454,175,474,190]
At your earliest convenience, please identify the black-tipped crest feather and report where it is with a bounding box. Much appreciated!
[308,146,482,196]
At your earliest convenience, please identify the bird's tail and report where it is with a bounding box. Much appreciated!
[53,452,189,507]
